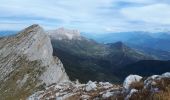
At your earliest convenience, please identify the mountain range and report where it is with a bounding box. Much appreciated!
[0,25,170,99]
[82,32,170,60]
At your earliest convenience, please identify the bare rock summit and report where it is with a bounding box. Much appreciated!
[47,27,81,40]
[0,24,69,99]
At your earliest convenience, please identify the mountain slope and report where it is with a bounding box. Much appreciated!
[48,28,153,83]
[0,25,69,100]
[51,34,114,83]
[127,44,170,60]
[106,42,153,68]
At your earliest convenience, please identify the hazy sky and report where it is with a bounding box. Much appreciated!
[0,0,170,33]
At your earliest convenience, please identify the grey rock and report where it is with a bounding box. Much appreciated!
[0,24,69,99]
[47,27,82,40]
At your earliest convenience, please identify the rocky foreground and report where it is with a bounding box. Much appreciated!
[28,72,170,100]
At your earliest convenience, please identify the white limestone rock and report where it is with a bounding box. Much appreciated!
[47,27,81,40]
[81,95,90,99]
[123,75,143,90]
[125,89,138,100]
[162,72,170,78]
[102,91,114,98]
[99,82,113,89]
[144,75,161,89]
[85,81,97,92]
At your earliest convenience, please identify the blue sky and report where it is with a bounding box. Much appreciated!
[0,0,170,33]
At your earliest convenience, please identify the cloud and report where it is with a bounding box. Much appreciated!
[0,0,170,33]
[121,4,170,25]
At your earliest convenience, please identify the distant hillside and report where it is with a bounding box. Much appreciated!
[116,60,170,80]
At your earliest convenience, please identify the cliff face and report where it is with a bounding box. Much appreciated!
[0,24,69,100]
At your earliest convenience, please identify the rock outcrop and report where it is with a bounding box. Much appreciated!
[28,81,121,100]
[47,27,81,40]
[0,24,69,100]
[28,72,170,100]
[123,75,143,90]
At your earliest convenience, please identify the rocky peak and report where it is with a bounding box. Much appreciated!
[0,24,69,99]
[47,27,81,40]
[16,24,42,37]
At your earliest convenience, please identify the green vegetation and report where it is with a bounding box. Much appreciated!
[0,55,46,100]
[52,39,151,83]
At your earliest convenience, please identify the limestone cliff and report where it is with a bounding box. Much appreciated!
[0,24,69,100]
[47,27,82,40]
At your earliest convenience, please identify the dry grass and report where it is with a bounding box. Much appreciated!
[0,56,46,100]
[151,85,170,100]
[129,89,150,100]
[129,78,170,100]
[130,81,144,90]
[110,93,125,100]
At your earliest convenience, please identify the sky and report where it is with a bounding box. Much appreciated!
[0,0,170,33]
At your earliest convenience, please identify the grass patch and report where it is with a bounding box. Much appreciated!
[0,55,46,100]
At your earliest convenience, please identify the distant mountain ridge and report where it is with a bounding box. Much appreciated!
[48,27,81,40]
[82,31,170,60]
[0,31,17,37]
